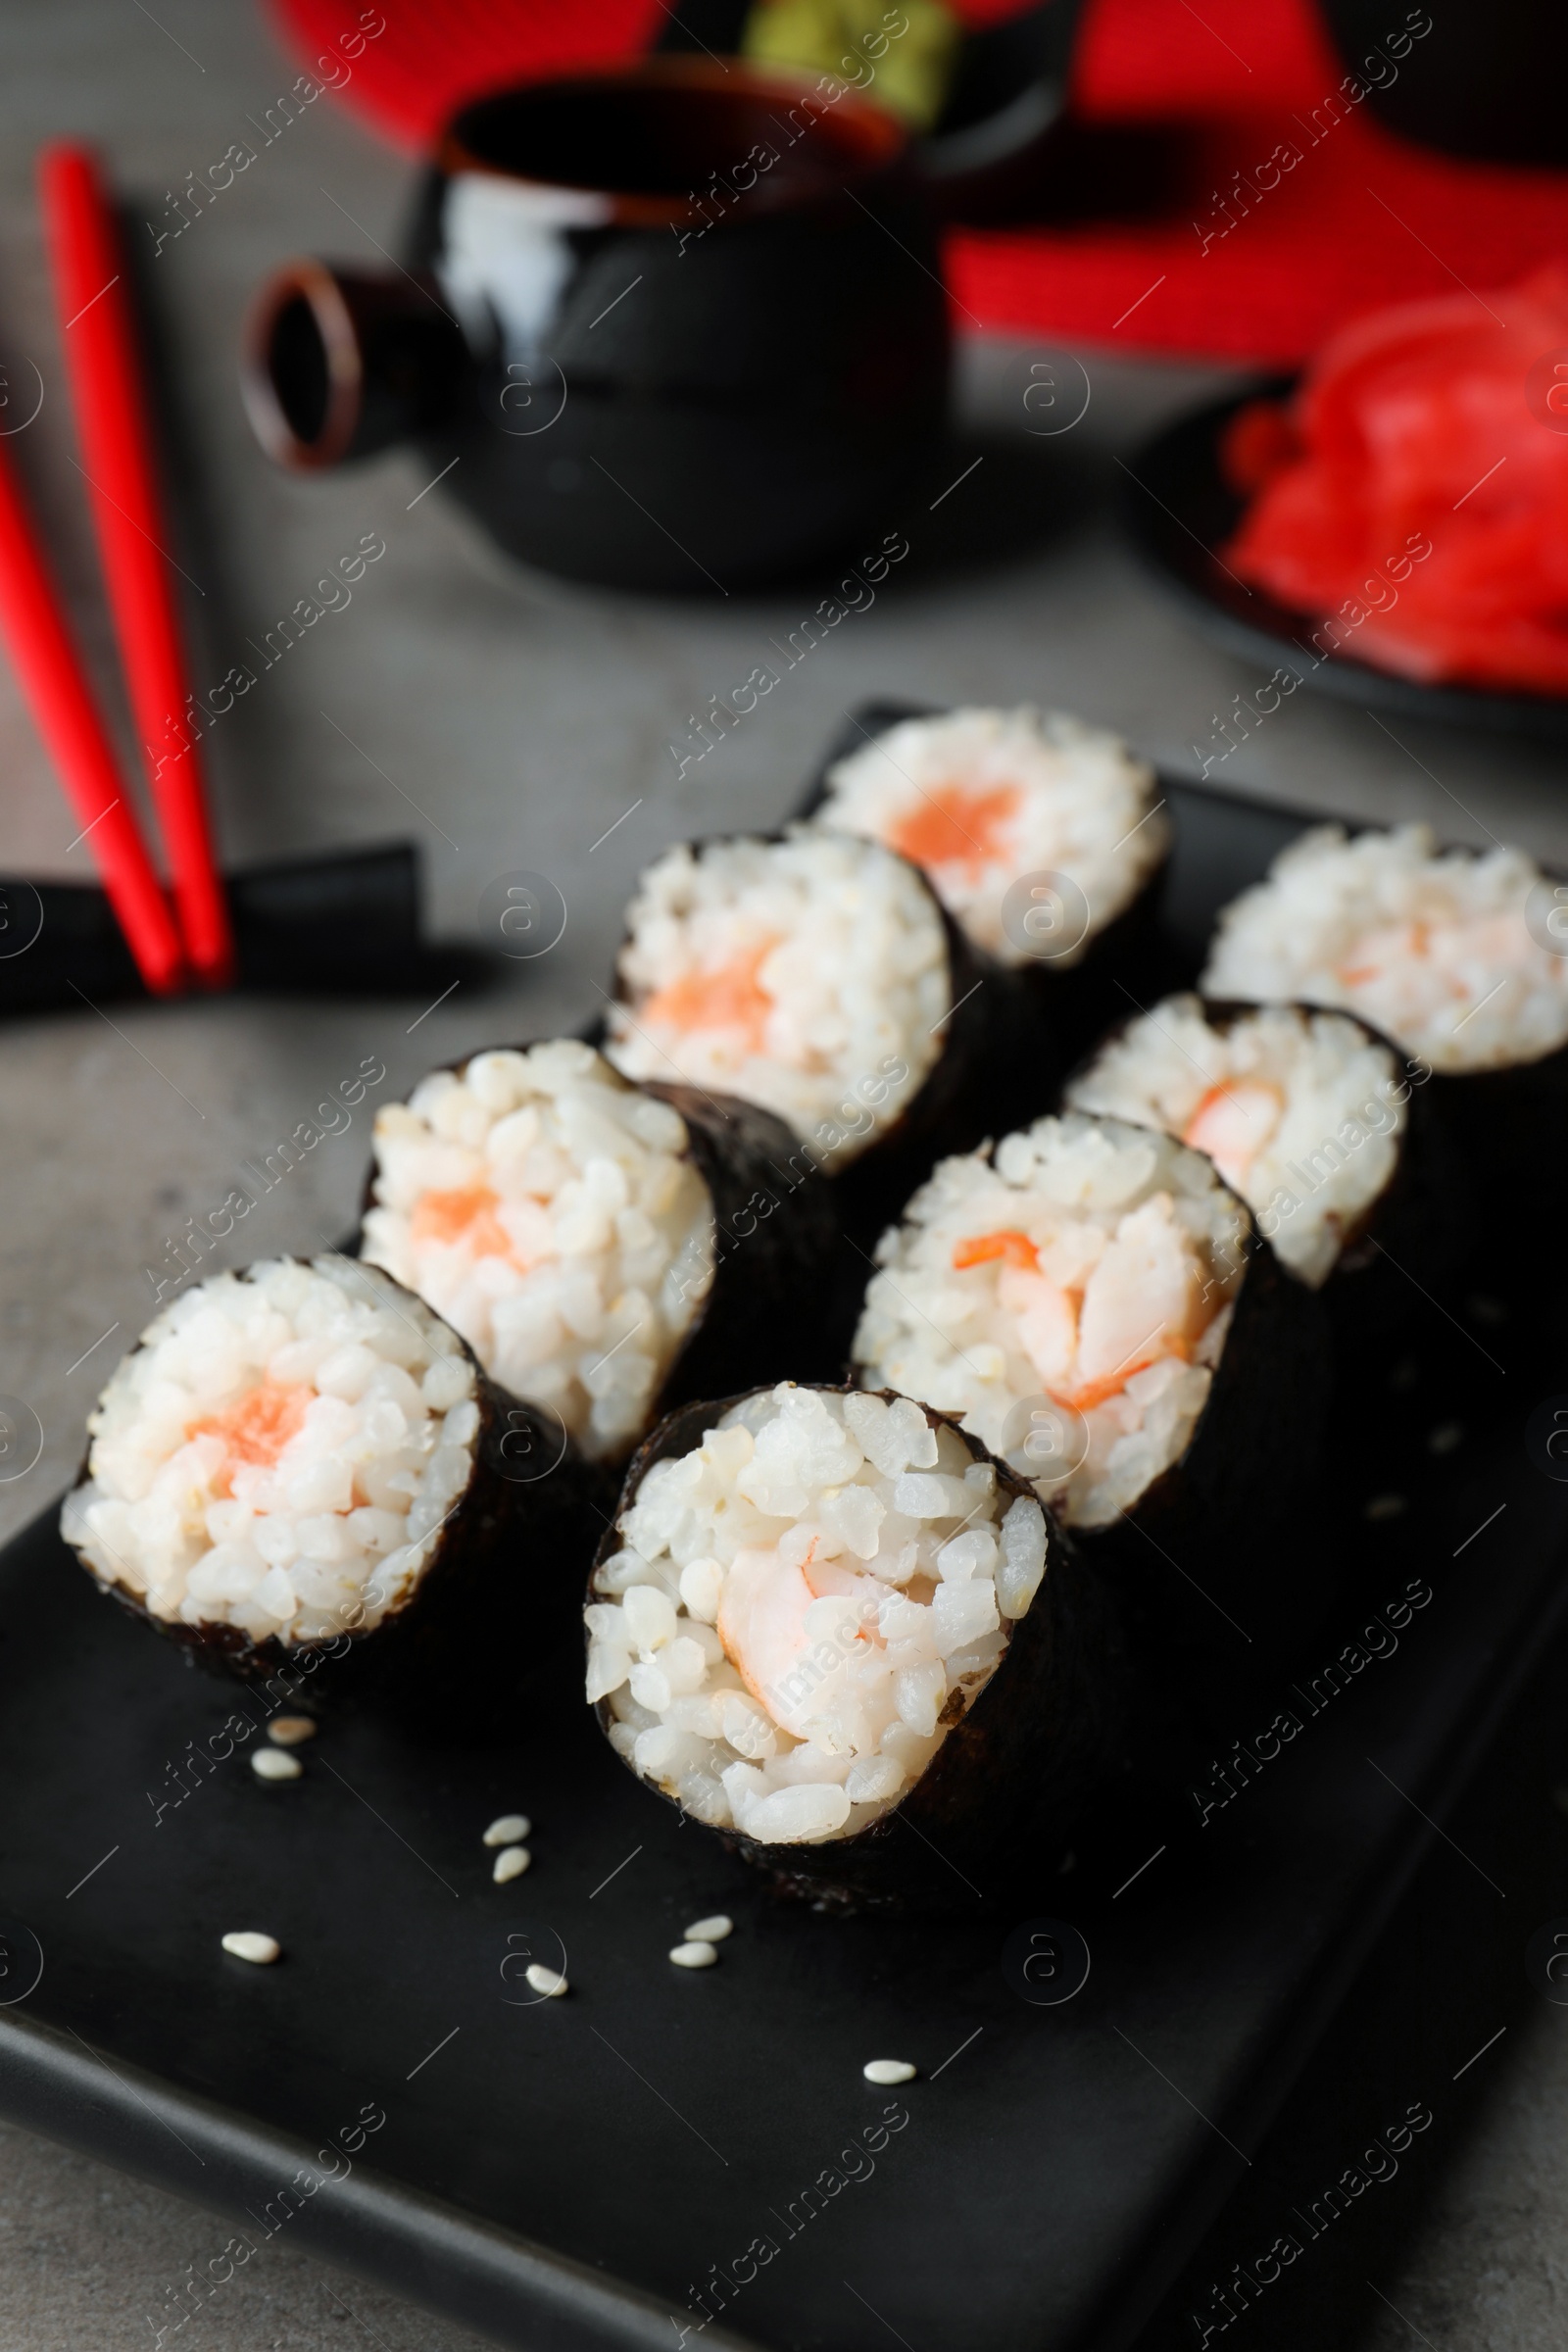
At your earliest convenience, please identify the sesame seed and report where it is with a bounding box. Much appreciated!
[525,1964,567,1998]
[862,2059,915,2085]
[482,1813,530,1846]
[251,1748,302,1783]
[221,1932,280,1965]
[684,1914,733,1942]
[268,1716,317,1746]
[493,1845,531,1884]
[669,1940,717,1969]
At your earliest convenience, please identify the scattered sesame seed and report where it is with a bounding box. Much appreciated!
[684,1914,733,1942]
[221,1932,280,1965]
[863,2059,915,2085]
[525,1964,567,1998]
[1364,1493,1406,1523]
[483,1814,530,1847]
[1428,1422,1464,1456]
[493,1845,531,1884]
[268,1716,317,1746]
[670,1940,717,1969]
[251,1748,302,1783]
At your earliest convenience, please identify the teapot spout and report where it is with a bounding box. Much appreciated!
[241,260,468,470]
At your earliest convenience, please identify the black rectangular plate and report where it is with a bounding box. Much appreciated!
[1,761,1562,2352]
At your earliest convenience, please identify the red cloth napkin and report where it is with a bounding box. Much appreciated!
[273,0,1568,363]
[953,0,1568,360]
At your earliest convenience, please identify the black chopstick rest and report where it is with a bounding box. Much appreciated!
[0,841,463,1011]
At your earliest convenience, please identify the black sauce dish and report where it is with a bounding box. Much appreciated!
[241,58,952,591]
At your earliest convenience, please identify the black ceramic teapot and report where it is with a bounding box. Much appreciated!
[241,59,951,592]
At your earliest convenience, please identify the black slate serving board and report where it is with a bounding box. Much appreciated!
[0,761,1561,2352]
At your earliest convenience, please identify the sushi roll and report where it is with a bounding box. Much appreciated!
[602,828,991,1248]
[851,1113,1329,1685]
[804,701,1172,1121]
[361,1039,837,1462]
[1062,996,1453,1331]
[586,1381,1113,1909]
[59,1255,581,1695]
[1201,822,1568,1242]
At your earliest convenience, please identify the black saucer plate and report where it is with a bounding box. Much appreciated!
[0,760,1562,2352]
[1124,386,1568,741]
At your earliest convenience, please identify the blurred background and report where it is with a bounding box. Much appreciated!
[5,1,1568,2346]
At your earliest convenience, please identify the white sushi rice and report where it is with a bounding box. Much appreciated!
[363,1041,713,1459]
[1065,996,1406,1287]
[853,1116,1248,1529]
[586,1383,1048,1845]
[1202,823,1568,1073]
[605,829,948,1161]
[814,705,1167,966]
[61,1256,479,1645]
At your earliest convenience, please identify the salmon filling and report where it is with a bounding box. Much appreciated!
[641,939,778,1054]
[888,781,1021,879]
[189,1381,311,1489]
[408,1184,519,1264]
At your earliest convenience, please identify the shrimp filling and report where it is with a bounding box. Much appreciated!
[61,1257,479,1643]
[853,1115,1249,1528]
[1065,996,1408,1288]
[1201,822,1568,1074]
[811,704,1167,966]
[605,829,948,1163]
[363,1041,714,1459]
[586,1384,1048,1845]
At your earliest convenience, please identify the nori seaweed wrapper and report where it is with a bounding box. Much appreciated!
[796,699,1177,1143]
[64,1260,612,1734]
[1065,1205,1333,1724]
[589,1385,1122,1913]
[820,892,999,1252]
[628,1079,843,1406]
[1425,1041,1568,1301]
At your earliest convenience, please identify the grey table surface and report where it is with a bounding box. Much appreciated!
[2,3,1567,2347]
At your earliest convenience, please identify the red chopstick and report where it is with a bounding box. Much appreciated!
[39,143,234,989]
[0,436,183,994]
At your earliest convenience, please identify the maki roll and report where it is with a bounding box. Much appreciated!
[602,828,990,1245]
[586,1381,1112,1908]
[59,1255,578,1695]
[1201,824,1568,1072]
[851,1113,1328,1685]
[1063,995,1450,1330]
[806,702,1172,1120]
[362,1039,837,1461]
[1201,822,1568,1238]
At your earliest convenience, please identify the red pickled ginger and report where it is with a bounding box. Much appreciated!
[1223,270,1568,695]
